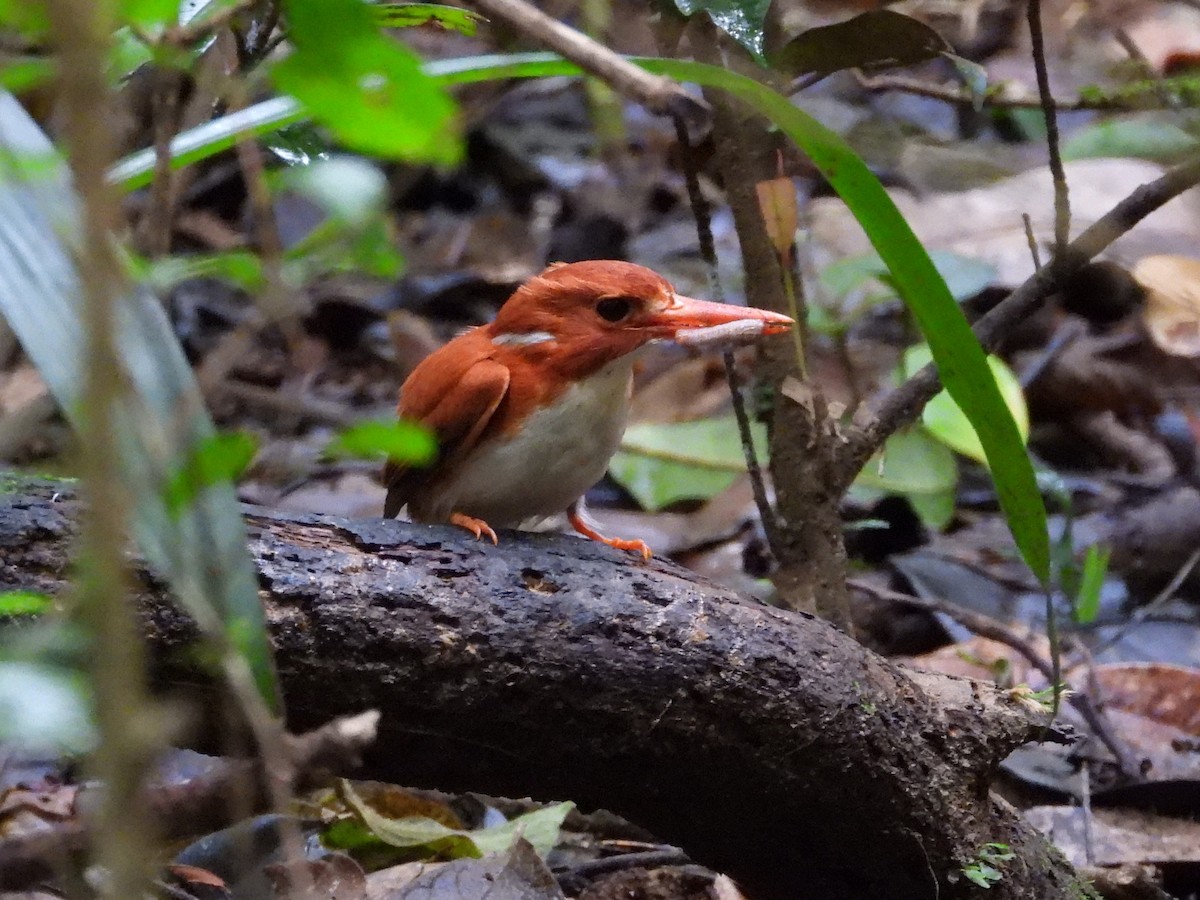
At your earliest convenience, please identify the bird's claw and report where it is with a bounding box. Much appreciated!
[449,512,499,545]
[568,505,652,560]
[601,536,653,562]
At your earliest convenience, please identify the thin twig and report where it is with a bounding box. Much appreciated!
[1028,0,1070,251]
[235,0,282,68]
[842,151,1200,477]
[464,0,704,121]
[1022,212,1042,272]
[671,114,781,551]
[1080,759,1095,865]
[563,848,691,882]
[849,579,1140,778]
[855,72,1128,112]
[168,0,259,47]
[787,71,831,95]
[138,69,185,258]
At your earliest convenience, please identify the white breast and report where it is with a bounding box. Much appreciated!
[412,357,635,528]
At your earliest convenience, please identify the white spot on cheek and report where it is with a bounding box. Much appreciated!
[492,331,556,346]
[650,292,676,313]
[675,320,766,346]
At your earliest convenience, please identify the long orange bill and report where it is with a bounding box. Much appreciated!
[649,295,794,346]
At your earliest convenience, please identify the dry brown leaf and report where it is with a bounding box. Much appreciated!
[1026,806,1200,868]
[755,177,798,265]
[810,160,1200,287]
[1133,255,1200,357]
[1093,662,1200,734]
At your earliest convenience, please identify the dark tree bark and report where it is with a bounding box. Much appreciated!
[0,475,1085,900]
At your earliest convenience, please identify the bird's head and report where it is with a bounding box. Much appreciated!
[488,261,792,373]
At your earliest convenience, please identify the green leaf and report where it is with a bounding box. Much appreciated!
[164,431,259,518]
[962,863,1002,888]
[111,96,307,189]
[0,58,55,92]
[0,0,49,37]
[822,250,995,306]
[119,0,180,29]
[1073,544,1110,625]
[0,591,54,616]
[771,10,949,77]
[902,345,1029,464]
[608,417,765,511]
[142,250,265,292]
[945,53,988,111]
[1062,116,1200,162]
[370,2,484,35]
[854,427,957,529]
[326,420,437,465]
[282,155,388,226]
[0,661,94,752]
[672,0,771,59]
[272,0,461,163]
[180,0,244,26]
[0,94,280,710]
[110,27,154,81]
[338,780,572,860]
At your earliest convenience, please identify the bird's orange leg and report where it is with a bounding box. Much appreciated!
[449,511,499,545]
[568,500,651,561]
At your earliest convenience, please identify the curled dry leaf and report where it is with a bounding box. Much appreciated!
[1133,255,1200,356]
[755,177,798,265]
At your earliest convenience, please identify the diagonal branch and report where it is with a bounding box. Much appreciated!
[840,151,1200,478]
[464,0,705,122]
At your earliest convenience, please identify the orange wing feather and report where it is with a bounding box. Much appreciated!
[384,338,511,519]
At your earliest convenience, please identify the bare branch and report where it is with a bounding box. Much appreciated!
[1027,0,1071,251]
[465,0,705,121]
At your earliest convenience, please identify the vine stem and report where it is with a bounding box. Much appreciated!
[670,115,781,552]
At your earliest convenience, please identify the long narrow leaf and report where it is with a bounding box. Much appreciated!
[105,51,1050,584]
[0,94,279,709]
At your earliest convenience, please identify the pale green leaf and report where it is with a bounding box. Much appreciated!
[609,417,765,511]
[854,428,957,529]
[0,591,54,616]
[340,780,572,859]
[0,661,94,752]
[325,420,437,466]
[370,2,483,35]
[902,344,1028,465]
[1073,544,1110,625]
[1062,116,1200,163]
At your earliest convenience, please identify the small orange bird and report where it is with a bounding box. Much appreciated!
[384,260,792,559]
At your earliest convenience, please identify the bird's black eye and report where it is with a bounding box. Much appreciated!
[596,297,635,322]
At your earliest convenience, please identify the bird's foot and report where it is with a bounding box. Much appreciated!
[449,512,499,545]
[569,503,652,561]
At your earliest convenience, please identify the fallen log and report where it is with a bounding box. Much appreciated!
[0,475,1084,899]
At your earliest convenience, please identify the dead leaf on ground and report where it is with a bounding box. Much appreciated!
[900,634,1040,687]
[1133,255,1200,357]
[1026,805,1200,869]
[810,160,1200,287]
[1093,662,1200,734]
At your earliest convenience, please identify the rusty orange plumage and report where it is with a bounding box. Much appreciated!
[384,260,792,559]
